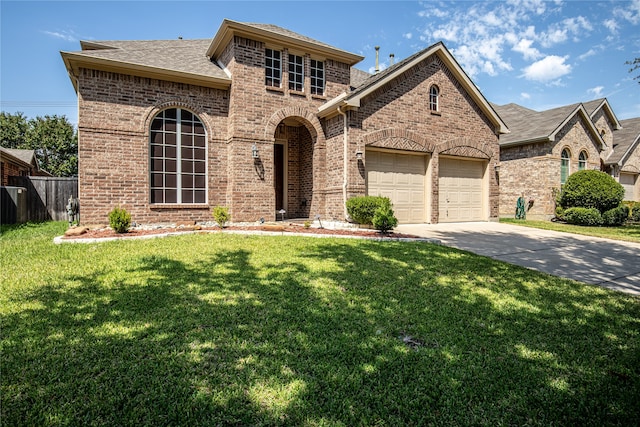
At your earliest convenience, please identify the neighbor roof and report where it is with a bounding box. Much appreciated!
[493,102,604,148]
[61,39,231,92]
[206,19,364,65]
[606,117,640,165]
[319,42,509,134]
[0,147,38,169]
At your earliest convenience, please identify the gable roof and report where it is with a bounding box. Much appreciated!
[319,42,508,134]
[206,19,364,65]
[605,117,640,166]
[493,102,604,148]
[61,39,231,92]
[583,98,622,130]
[0,147,39,169]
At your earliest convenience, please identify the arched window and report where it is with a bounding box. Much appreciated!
[578,151,587,171]
[561,148,571,185]
[150,108,207,204]
[429,85,439,112]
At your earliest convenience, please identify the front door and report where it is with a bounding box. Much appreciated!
[274,143,284,211]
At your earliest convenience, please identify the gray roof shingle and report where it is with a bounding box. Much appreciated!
[607,117,640,165]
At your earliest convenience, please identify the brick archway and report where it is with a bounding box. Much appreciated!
[362,128,434,153]
[264,107,325,148]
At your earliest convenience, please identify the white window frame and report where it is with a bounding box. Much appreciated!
[288,54,304,92]
[310,59,325,95]
[578,151,587,171]
[429,85,439,112]
[265,48,282,88]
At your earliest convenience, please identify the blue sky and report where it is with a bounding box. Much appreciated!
[1,0,639,126]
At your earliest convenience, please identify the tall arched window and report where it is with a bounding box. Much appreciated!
[150,108,207,204]
[578,151,587,171]
[561,148,571,185]
[429,85,439,112]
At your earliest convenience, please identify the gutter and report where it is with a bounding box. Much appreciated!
[337,106,349,220]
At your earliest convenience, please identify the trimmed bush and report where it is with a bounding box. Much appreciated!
[563,207,602,226]
[624,201,640,222]
[372,204,398,233]
[212,206,230,228]
[108,206,131,233]
[554,206,565,221]
[558,170,624,213]
[346,196,391,225]
[602,205,629,226]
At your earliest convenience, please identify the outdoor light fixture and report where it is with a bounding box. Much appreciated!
[252,144,259,159]
[494,164,500,173]
[355,149,363,160]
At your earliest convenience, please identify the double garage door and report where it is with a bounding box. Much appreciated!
[366,151,485,223]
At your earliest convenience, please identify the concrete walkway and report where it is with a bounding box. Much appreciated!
[396,222,640,296]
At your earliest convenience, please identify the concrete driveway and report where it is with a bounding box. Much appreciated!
[396,222,640,296]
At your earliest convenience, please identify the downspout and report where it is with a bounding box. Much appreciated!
[337,106,348,220]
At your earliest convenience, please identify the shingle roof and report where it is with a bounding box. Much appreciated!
[350,68,371,89]
[63,39,229,82]
[493,102,593,146]
[241,22,344,53]
[606,117,640,165]
[0,147,37,168]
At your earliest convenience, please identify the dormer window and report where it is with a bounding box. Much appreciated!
[265,48,281,87]
[310,59,325,95]
[429,85,439,112]
[288,54,304,92]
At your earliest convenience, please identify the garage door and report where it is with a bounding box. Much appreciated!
[620,173,638,201]
[366,150,427,223]
[439,158,484,222]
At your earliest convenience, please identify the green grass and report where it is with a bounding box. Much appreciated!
[2,222,639,426]
[500,218,640,243]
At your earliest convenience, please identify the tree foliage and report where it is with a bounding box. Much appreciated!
[627,57,640,82]
[0,111,77,176]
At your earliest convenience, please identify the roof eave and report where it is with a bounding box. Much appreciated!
[60,51,232,90]
[550,105,605,148]
[207,19,364,65]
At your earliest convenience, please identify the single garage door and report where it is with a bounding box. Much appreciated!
[620,173,638,201]
[439,157,484,222]
[366,150,427,223]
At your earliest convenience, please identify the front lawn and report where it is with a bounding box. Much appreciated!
[2,222,639,426]
[501,218,640,243]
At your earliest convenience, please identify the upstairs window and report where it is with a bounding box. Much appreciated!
[150,108,207,204]
[561,148,571,185]
[578,151,587,171]
[288,54,304,92]
[265,48,281,87]
[310,59,325,95]
[429,85,439,112]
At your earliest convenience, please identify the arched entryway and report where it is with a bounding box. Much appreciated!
[273,117,315,219]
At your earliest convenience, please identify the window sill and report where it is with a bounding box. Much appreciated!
[266,86,285,94]
[289,90,306,97]
[430,111,441,116]
[150,204,210,210]
[311,93,327,100]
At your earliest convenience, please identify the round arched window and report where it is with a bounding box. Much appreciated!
[561,148,571,185]
[578,151,587,171]
[429,85,439,112]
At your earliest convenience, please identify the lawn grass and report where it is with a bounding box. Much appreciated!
[501,217,640,244]
[2,222,639,426]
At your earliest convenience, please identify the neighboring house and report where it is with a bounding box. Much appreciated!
[61,19,506,225]
[605,117,640,201]
[493,98,640,219]
[0,147,45,186]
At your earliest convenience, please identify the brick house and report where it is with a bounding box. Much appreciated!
[494,99,640,219]
[604,117,640,202]
[61,19,506,225]
[0,147,43,186]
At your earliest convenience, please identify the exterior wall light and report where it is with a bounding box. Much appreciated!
[494,164,500,173]
[252,144,259,159]
[355,150,363,160]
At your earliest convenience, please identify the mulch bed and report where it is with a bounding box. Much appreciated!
[62,224,423,241]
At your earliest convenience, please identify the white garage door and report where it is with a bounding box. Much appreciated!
[366,150,427,223]
[439,158,484,222]
[620,173,638,201]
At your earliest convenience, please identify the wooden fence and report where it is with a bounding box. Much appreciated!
[3,176,78,223]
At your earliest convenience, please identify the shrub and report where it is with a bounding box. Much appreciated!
[303,220,312,229]
[346,196,391,225]
[602,205,629,226]
[563,207,602,226]
[372,204,398,233]
[554,206,565,221]
[212,206,230,228]
[624,201,640,222]
[558,170,624,213]
[108,206,131,233]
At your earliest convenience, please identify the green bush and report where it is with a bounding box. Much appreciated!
[558,170,624,213]
[372,204,398,233]
[554,206,565,221]
[602,205,629,226]
[563,207,602,226]
[624,201,640,222]
[212,206,230,228]
[346,196,391,225]
[108,206,131,233]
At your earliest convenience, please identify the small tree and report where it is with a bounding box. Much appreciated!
[372,203,398,233]
[212,206,230,228]
[108,206,131,233]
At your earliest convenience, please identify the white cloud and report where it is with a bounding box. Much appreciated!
[520,92,531,99]
[512,38,542,60]
[587,86,604,97]
[418,7,448,19]
[42,30,78,42]
[403,32,413,40]
[604,18,619,33]
[614,0,640,25]
[522,55,572,82]
[578,48,597,60]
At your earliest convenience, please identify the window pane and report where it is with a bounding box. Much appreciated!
[165,120,176,132]
[194,175,206,188]
[165,133,176,146]
[182,121,193,134]
[152,159,163,172]
[166,159,177,172]
[194,136,205,147]
[151,189,164,204]
[166,174,177,188]
[182,174,193,188]
[194,161,206,174]
[165,189,177,203]
[182,190,193,204]
[182,110,193,121]
[151,131,163,144]
[194,123,204,135]
[165,146,176,158]
[182,160,193,173]
[151,119,163,131]
[194,190,206,203]
[152,173,163,187]
[193,147,206,160]
[151,145,163,157]
[182,134,193,147]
